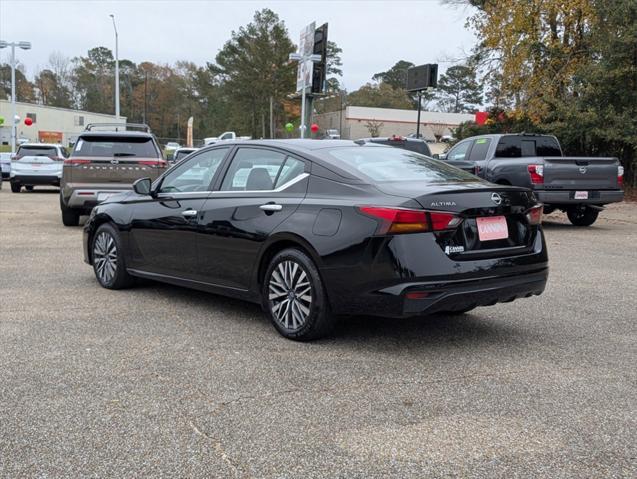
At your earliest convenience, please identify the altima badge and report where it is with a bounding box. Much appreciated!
[491,193,502,205]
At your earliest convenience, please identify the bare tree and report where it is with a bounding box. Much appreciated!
[430,123,448,141]
[364,119,384,137]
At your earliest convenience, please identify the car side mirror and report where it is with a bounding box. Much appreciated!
[133,177,152,196]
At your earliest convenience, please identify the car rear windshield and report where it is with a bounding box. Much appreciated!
[324,147,479,183]
[495,136,561,157]
[71,135,159,158]
[17,146,59,157]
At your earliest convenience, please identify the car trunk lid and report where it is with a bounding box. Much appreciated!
[375,181,539,259]
[541,156,620,189]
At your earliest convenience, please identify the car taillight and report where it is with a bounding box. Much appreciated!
[528,164,544,184]
[357,206,461,234]
[64,159,91,166]
[525,205,544,225]
[139,160,168,167]
[618,166,624,187]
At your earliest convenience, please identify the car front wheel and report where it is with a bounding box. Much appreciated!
[92,223,133,289]
[263,248,336,341]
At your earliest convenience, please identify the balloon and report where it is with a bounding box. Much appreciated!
[24,117,33,126]
[310,123,319,133]
[285,122,294,132]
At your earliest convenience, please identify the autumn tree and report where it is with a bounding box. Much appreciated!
[34,69,72,108]
[0,64,35,102]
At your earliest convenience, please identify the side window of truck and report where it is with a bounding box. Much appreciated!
[448,140,472,161]
[468,138,492,162]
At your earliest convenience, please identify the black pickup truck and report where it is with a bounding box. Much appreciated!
[436,133,624,226]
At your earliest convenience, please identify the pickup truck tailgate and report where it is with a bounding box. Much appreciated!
[543,157,620,189]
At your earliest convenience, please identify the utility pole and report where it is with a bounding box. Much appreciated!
[0,40,32,154]
[109,14,120,120]
[416,91,422,138]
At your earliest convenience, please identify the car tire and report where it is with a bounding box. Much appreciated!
[25,185,34,191]
[10,182,20,193]
[263,248,336,341]
[60,195,80,227]
[567,206,599,226]
[91,223,134,290]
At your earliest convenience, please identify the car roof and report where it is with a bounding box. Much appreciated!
[207,139,359,153]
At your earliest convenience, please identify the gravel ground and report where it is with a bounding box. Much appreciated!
[1,185,635,478]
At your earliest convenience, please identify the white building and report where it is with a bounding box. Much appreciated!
[313,106,475,142]
[0,100,126,147]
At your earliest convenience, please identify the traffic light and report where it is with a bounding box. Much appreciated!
[311,23,328,94]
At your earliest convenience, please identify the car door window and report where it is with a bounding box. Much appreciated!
[220,148,287,191]
[159,147,229,193]
[467,138,492,162]
[274,158,306,188]
[448,141,472,161]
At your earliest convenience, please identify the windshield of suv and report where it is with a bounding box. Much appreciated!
[72,135,159,158]
[17,146,59,157]
[324,147,479,183]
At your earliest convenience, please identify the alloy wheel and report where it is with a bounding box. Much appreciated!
[93,232,118,285]
[268,260,312,330]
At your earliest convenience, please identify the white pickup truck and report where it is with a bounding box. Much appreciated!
[203,131,251,145]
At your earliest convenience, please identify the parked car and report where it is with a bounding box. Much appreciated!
[437,133,624,226]
[323,129,340,139]
[356,136,432,156]
[0,152,11,179]
[60,123,167,226]
[82,139,548,340]
[171,147,199,164]
[9,143,67,193]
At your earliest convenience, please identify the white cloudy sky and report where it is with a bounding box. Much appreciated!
[1,0,477,90]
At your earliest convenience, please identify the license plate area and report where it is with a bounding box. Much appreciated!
[476,216,509,241]
[574,191,589,199]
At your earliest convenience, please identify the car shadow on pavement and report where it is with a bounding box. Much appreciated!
[132,280,526,349]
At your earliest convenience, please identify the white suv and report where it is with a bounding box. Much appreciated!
[10,143,67,193]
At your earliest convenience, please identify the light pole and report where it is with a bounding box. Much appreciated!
[289,52,322,138]
[109,14,120,119]
[0,40,31,154]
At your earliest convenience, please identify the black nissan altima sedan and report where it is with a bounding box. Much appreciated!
[83,139,548,340]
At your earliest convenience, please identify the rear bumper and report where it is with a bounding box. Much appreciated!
[10,175,60,186]
[321,228,549,318]
[535,189,623,205]
[65,187,130,209]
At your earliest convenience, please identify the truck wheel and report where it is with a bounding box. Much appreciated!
[60,194,80,227]
[10,182,21,193]
[567,206,599,226]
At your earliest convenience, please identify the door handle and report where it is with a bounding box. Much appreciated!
[181,209,198,217]
[260,204,283,212]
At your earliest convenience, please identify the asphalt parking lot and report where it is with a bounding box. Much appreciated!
[1,185,635,478]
